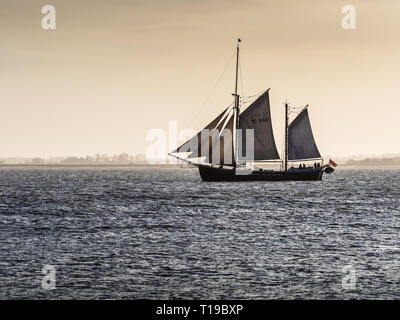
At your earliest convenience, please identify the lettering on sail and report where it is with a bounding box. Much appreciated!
[250,111,268,124]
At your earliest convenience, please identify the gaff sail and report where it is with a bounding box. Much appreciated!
[288,108,321,161]
[238,90,280,160]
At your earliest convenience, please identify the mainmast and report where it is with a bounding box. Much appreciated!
[233,38,241,166]
[284,102,289,171]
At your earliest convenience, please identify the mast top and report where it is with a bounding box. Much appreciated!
[233,38,240,101]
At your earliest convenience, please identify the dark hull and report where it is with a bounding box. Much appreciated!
[199,165,324,182]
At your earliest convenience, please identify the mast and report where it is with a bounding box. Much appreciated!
[284,102,289,171]
[233,38,241,166]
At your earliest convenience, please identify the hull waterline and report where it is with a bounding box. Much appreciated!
[198,165,326,182]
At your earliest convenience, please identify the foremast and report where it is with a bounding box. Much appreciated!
[284,102,289,171]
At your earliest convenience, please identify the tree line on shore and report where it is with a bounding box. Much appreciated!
[345,156,400,166]
[0,153,147,165]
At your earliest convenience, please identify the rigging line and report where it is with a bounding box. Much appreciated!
[187,51,236,129]
[239,54,244,100]
[241,99,256,104]
[242,90,265,100]
[241,96,258,101]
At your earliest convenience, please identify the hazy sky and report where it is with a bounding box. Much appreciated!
[1,0,399,157]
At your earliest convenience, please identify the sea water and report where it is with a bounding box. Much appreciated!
[0,167,399,299]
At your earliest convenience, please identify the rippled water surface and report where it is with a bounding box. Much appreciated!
[0,167,399,299]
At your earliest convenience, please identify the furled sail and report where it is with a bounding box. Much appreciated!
[238,90,280,160]
[171,107,229,158]
[288,108,321,160]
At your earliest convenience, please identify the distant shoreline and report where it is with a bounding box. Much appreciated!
[0,164,179,168]
[0,163,399,169]
[339,164,400,169]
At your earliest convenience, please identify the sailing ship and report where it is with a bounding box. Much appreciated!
[169,39,335,181]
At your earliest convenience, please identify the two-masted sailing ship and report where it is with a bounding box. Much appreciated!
[169,39,335,181]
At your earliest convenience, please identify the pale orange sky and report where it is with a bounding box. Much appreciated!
[1,0,399,157]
